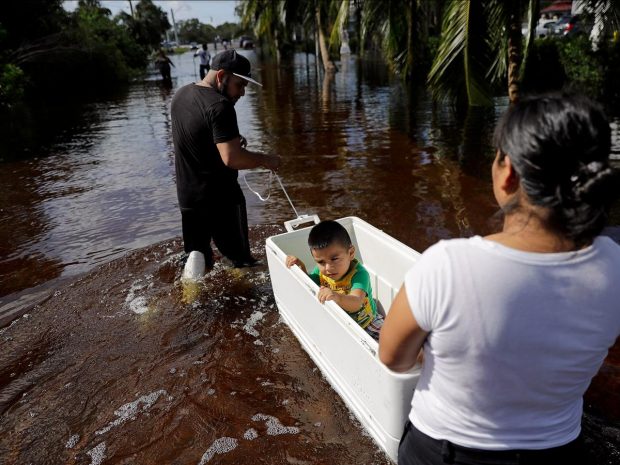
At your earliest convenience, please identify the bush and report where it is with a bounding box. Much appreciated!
[0,63,25,107]
[557,36,605,99]
[521,36,620,113]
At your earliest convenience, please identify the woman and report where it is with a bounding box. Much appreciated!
[155,48,175,83]
[379,93,620,465]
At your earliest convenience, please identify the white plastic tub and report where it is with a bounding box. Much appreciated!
[265,216,422,462]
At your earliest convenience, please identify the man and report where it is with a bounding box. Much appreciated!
[194,43,211,80]
[171,49,280,276]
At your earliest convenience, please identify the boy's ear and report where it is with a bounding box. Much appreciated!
[349,245,355,259]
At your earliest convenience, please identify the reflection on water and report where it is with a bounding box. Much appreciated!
[612,119,620,160]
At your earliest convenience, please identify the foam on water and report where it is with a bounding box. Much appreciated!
[197,437,238,464]
[65,433,80,449]
[125,280,149,314]
[243,310,264,337]
[128,296,149,314]
[86,442,106,465]
[95,389,169,435]
[252,413,300,435]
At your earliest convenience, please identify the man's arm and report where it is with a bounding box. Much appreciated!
[216,138,280,171]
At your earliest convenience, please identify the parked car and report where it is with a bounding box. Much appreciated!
[550,15,572,35]
[522,19,558,38]
[160,41,175,53]
[239,36,254,49]
[551,15,592,37]
[537,21,557,38]
[189,42,199,50]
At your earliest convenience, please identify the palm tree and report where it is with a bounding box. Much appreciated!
[118,0,170,50]
[580,0,620,49]
[428,0,620,107]
[239,0,287,63]
[428,0,541,107]
[315,0,337,72]
[359,0,431,80]
[239,0,341,71]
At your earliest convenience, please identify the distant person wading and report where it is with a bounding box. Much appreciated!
[194,43,211,80]
[155,49,174,83]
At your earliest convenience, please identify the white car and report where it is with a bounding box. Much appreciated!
[537,20,557,37]
[521,18,558,38]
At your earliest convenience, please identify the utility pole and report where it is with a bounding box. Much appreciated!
[170,9,180,44]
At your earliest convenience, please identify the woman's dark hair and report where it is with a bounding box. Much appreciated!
[308,220,352,250]
[493,92,620,246]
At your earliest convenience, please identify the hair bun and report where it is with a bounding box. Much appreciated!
[572,163,620,203]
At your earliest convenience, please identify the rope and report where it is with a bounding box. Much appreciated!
[242,169,273,201]
[275,173,300,218]
[242,170,300,218]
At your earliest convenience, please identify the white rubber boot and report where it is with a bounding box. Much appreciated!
[182,251,206,281]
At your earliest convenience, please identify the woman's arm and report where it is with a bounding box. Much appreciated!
[378,285,428,372]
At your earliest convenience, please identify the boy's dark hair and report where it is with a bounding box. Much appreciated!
[308,220,352,250]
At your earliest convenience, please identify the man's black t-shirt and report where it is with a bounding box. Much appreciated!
[171,83,240,210]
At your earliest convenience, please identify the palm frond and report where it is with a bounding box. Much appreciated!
[383,1,409,73]
[328,0,350,51]
[428,0,494,106]
[588,0,620,39]
[520,0,540,81]
[485,0,509,83]
[360,0,388,47]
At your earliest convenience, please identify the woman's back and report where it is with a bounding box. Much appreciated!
[405,235,620,449]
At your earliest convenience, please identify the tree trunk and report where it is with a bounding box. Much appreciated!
[507,16,522,104]
[314,28,321,79]
[274,29,281,64]
[406,0,415,80]
[315,6,336,73]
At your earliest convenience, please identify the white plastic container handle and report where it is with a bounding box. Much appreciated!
[283,214,320,232]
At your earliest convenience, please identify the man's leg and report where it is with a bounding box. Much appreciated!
[211,196,257,267]
[181,208,214,266]
[199,65,206,80]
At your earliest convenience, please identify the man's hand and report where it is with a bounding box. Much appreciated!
[217,139,279,171]
[261,154,281,171]
[317,286,339,305]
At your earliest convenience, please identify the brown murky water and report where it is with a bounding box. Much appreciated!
[1,226,394,464]
[0,50,619,464]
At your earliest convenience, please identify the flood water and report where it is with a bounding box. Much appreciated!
[1,49,619,464]
[2,49,620,317]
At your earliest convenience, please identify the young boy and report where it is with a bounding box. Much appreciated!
[285,220,384,341]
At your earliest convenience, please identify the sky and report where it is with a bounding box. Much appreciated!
[63,1,241,26]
